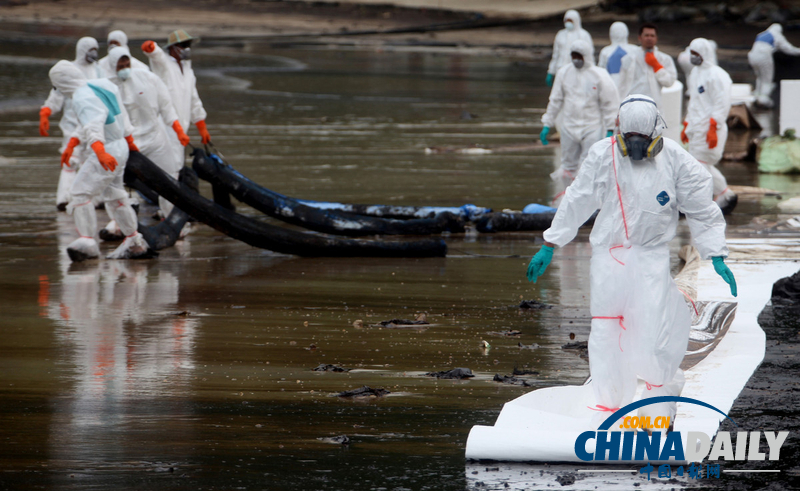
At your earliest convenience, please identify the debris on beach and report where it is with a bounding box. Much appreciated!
[486,329,522,337]
[518,300,552,310]
[312,364,351,372]
[375,312,429,328]
[336,386,390,398]
[318,435,350,445]
[425,367,475,379]
[561,340,589,360]
[493,374,533,387]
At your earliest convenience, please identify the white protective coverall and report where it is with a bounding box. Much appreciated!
[685,38,733,203]
[747,23,800,107]
[598,22,636,89]
[108,47,183,217]
[617,46,677,108]
[542,95,729,426]
[98,30,149,77]
[49,61,151,261]
[542,40,620,206]
[144,42,207,171]
[547,10,593,79]
[42,37,102,208]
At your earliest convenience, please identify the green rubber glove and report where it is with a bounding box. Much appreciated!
[712,256,737,297]
[546,73,554,87]
[606,130,613,138]
[527,245,554,283]
[540,126,550,146]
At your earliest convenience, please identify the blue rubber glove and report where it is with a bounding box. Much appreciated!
[606,130,613,138]
[540,126,550,146]
[527,245,554,283]
[546,73,554,87]
[712,256,737,297]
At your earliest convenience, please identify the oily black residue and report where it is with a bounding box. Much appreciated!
[711,296,800,490]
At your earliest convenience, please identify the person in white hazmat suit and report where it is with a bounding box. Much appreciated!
[48,60,152,262]
[98,30,149,77]
[748,23,800,108]
[540,40,619,207]
[102,46,191,237]
[545,10,593,87]
[617,24,677,109]
[527,95,737,427]
[141,29,211,179]
[40,37,102,210]
[598,22,636,89]
[681,38,737,212]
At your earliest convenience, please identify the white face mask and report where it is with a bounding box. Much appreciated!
[565,21,575,31]
[108,44,119,54]
[180,47,191,60]
[85,49,98,63]
[572,58,584,69]
[117,68,132,81]
[690,54,703,66]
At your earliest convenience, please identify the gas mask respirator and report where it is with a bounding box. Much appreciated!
[615,98,665,161]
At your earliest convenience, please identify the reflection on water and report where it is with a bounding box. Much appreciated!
[0,41,798,490]
[41,220,198,487]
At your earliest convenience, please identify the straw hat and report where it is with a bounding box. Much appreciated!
[165,29,197,48]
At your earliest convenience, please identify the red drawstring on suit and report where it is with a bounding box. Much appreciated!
[677,288,699,316]
[609,137,631,263]
[609,245,626,266]
[611,137,630,242]
[588,405,620,412]
[645,381,663,390]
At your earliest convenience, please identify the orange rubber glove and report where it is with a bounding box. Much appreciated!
[39,107,52,136]
[91,141,118,172]
[707,118,718,149]
[681,121,689,144]
[142,40,156,54]
[196,120,211,144]
[172,120,190,146]
[61,137,80,168]
[644,51,663,73]
[125,135,139,152]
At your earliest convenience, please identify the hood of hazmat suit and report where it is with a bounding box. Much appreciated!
[108,46,180,174]
[563,9,583,30]
[99,30,150,77]
[547,9,593,76]
[74,37,102,80]
[599,22,635,85]
[108,29,128,49]
[688,38,717,72]
[542,94,729,425]
[50,60,88,98]
[685,38,732,166]
[618,94,665,140]
[678,39,718,79]
[609,21,628,45]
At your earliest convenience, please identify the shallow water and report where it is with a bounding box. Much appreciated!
[0,41,797,490]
